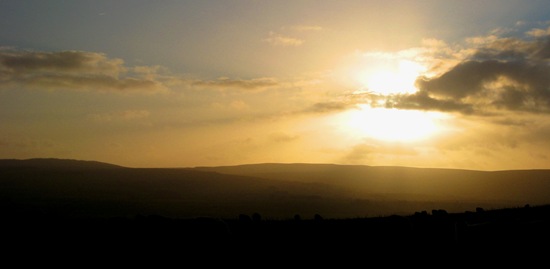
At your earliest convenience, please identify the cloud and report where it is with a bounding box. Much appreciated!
[210,100,250,111]
[269,132,300,143]
[290,25,323,32]
[88,110,151,123]
[302,101,358,114]
[0,50,124,75]
[0,136,62,159]
[191,77,278,92]
[263,25,322,48]
[229,100,249,110]
[0,49,168,93]
[387,26,550,115]
[388,91,474,114]
[342,142,418,163]
[263,31,304,47]
[527,26,550,37]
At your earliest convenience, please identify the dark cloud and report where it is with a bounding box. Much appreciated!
[0,50,167,93]
[391,33,550,114]
[534,38,550,59]
[489,117,533,127]
[20,73,164,92]
[470,37,542,61]
[302,101,357,114]
[412,60,550,113]
[1,50,122,74]
[191,77,278,91]
[389,91,474,114]
[0,49,288,94]
[416,60,504,99]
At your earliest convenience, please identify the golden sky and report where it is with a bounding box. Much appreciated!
[2,1,550,170]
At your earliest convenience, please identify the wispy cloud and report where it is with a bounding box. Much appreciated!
[191,77,279,92]
[88,110,151,123]
[0,50,168,93]
[290,25,323,32]
[302,101,357,114]
[342,142,418,163]
[527,26,550,37]
[263,31,304,47]
[0,49,287,95]
[269,132,300,143]
[210,100,251,111]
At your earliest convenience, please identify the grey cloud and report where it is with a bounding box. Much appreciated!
[0,49,300,95]
[22,74,164,92]
[1,50,124,76]
[489,117,533,127]
[534,38,550,59]
[414,60,550,113]
[471,37,541,61]
[302,101,357,114]
[392,34,550,115]
[389,91,474,114]
[415,61,503,99]
[191,77,278,91]
[0,50,167,93]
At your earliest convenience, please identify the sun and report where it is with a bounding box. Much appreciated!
[353,58,426,95]
[331,52,444,142]
[334,105,449,142]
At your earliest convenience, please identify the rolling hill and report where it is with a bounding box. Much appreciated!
[193,163,550,204]
[1,159,550,219]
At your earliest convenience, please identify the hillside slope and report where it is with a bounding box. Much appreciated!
[2,159,550,219]
[194,163,550,204]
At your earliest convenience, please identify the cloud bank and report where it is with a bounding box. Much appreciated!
[191,77,279,92]
[388,26,550,115]
[0,49,288,95]
[0,50,169,93]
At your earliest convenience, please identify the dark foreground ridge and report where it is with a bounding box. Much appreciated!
[2,158,550,259]
[3,204,550,257]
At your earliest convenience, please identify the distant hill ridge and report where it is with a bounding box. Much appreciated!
[4,158,550,173]
[0,158,124,169]
[2,158,550,219]
[193,162,550,205]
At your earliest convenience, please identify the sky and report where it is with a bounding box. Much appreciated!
[2,0,550,170]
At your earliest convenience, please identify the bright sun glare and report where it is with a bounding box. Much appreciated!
[335,105,448,142]
[336,54,444,142]
[354,58,426,95]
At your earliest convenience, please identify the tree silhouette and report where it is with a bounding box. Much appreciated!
[239,214,252,222]
[252,212,262,222]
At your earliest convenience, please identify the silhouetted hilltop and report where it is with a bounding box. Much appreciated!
[0,158,124,170]
[2,159,550,219]
[2,159,550,258]
[0,159,357,219]
[194,163,550,205]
